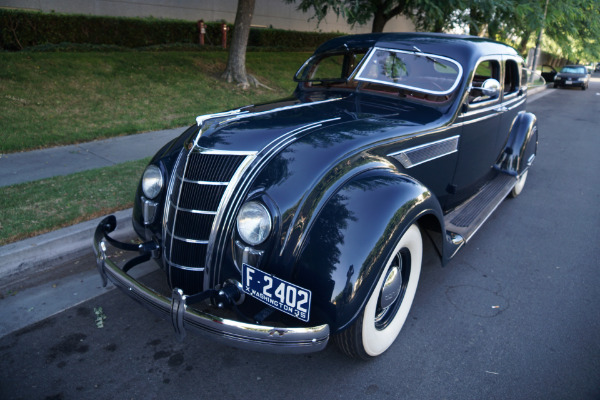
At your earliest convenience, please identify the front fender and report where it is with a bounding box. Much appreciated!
[292,168,443,332]
[497,111,538,175]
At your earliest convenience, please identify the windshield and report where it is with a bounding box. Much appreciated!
[560,66,587,74]
[355,48,462,95]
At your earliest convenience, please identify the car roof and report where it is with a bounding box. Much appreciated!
[314,32,520,67]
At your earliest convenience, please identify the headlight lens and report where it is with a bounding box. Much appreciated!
[141,165,163,199]
[237,201,272,245]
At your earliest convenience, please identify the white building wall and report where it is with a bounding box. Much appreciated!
[1,0,415,34]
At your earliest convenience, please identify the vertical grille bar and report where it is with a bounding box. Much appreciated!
[163,148,250,294]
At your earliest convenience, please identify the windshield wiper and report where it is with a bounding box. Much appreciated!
[412,46,445,67]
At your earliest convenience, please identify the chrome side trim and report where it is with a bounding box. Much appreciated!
[458,96,526,127]
[506,97,525,111]
[459,112,498,126]
[461,103,498,117]
[389,135,459,168]
[93,232,329,354]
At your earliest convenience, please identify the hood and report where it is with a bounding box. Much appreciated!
[193,92,450,153]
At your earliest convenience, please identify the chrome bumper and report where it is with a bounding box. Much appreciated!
[93,216,329,354]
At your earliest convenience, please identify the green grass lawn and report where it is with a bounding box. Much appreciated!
[0,50,309,245]
[0,50,307,153]
[0,158,149,245]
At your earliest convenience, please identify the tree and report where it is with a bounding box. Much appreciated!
[287,0,416,32]
[289,0,600,61]
[410,0,464,33]
[543,0,600,62]
[221,0,259,89]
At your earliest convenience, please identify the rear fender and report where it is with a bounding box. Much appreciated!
[293,168,444,332]
[497,111,538,175]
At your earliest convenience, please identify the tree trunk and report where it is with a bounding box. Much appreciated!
[371,10,388,33]
[222,0,256,89]
[518,31,532,55]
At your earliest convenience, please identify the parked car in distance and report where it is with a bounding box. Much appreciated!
[595,62,600,72]
[94,33,538,359]
[553,65,590,89]
[541,65,557,82]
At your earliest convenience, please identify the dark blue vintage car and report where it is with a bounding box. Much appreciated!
[94,33,538,359]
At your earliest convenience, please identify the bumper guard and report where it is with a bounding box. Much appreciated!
[93,215,329,354]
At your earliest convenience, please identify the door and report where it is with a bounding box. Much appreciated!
[449,58,504,208]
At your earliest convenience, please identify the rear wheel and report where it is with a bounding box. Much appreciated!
[334,224,422,359]
[509,170,528,198]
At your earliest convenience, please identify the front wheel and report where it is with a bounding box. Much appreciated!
[334,224,423,359]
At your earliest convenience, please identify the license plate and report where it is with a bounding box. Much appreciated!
[242,264,311,322]
[566,81,572,84]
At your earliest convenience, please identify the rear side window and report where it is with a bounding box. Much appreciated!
[504,59,520,96]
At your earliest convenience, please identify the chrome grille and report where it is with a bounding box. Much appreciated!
[163,149,250,293]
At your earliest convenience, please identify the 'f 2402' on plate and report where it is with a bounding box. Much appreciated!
[243,264,312,322]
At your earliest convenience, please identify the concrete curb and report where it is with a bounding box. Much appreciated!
[0,209,133,282]
[528,83,549,95]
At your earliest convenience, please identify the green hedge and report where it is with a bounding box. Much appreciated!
[0,9,342,51]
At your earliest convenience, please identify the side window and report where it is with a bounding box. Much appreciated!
[504,59,520,96]
[469,60,500,104]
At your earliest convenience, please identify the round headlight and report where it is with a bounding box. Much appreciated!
[237,201,272,246]
[142,165,163,199]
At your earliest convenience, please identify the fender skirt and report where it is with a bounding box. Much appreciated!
[497,111,538,175]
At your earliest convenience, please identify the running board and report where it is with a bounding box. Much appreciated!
[444,173,516,247]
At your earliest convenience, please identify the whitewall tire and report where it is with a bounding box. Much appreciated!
[335,224,423,359]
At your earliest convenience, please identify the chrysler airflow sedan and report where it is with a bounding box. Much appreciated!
[94,33,538,359]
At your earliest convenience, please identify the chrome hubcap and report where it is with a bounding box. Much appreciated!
[376,253,404,323]
[380,266,402,310]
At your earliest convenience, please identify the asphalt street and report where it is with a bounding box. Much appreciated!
[1,79,599,400]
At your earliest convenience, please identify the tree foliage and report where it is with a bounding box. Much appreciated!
[287,0,600,61]
[286,0,414,32]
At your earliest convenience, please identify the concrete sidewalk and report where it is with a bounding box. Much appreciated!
[0,126,186,187]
